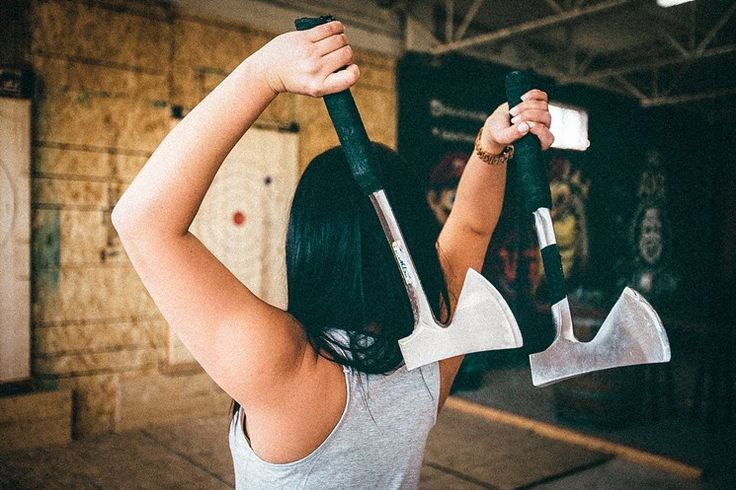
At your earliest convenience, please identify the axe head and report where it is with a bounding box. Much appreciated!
[399,268,523,371]
[530,287,671,387]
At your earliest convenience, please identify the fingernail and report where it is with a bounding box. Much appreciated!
[518,122,529,133]
[509,105,519,116]
[520,93,529,101]
[511,116,519,124]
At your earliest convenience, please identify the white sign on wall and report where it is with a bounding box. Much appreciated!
[169,126,299,365]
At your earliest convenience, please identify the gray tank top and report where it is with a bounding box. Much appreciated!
[228,360,440,489]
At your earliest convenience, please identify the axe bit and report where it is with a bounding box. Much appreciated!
[505,71,671,387]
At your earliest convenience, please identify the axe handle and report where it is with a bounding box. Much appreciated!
[504,71,552,215]
[294,15,435,325]
[505,71,567,306]
[295,16,383,195]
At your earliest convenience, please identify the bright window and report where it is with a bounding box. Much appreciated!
[549,102,590,151]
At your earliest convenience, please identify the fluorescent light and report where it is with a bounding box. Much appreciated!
[549,102,590,151]
[657,0,695,7]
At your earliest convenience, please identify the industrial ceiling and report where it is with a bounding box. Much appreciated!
[420,0,736,114]
[172,0,736,119]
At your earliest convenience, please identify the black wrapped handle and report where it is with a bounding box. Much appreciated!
[505,71,566,304]
[295,16,383,195]
[505,71,552,215]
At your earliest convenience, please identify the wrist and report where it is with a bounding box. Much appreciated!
[240,50,281,98]
[474,127,514,165]
[479,133,505,155]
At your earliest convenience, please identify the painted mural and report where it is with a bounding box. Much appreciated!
[616,149,678,307]
[546,156,590,290]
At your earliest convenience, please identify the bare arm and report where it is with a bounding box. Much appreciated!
[437,90,554,400]
[111,22,359,409]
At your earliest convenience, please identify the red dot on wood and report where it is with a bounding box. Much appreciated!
[232,210,246,226]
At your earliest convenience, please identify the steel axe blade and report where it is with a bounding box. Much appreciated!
[371,191,523,371]
[399,267,523,371]
[530,287,671,387]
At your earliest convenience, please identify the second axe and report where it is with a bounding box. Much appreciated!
[505,71,672,387]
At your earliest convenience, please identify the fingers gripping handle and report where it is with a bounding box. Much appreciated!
[505,72,566,305]
[295,16,383,195]
[504,71,552,215]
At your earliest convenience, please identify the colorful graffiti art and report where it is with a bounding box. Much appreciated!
[547,156,590,289]
[426,151,468,225]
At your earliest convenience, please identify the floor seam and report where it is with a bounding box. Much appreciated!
[425,461,501,489]
[140,429,233,488]
[516,457,613,489]
[446,396,704,480]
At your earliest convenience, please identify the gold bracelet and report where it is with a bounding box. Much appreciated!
[474,127,514,165]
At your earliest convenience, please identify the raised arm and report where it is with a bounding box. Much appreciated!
[111,21,359,408]
[439,89,553,290]
[436,90,553,393]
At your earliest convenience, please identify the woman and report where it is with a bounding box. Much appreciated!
[112,20,553,488]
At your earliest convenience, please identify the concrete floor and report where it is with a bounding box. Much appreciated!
[454,352,736,488]
[0,397,711,489]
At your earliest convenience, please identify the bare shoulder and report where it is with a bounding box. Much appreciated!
[241,353,348,464]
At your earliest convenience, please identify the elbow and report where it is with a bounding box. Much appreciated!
[465,218,499,240]
[110,203,123,231]
[111,199,137,240]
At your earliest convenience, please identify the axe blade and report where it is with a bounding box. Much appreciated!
[530,287,671,387]
[399,268,523,371]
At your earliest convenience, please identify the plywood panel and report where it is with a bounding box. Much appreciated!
[0,97,31,382]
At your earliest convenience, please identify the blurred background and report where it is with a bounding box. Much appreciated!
[1,0,734,488]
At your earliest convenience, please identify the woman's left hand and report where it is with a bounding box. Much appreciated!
[479,89,555,154]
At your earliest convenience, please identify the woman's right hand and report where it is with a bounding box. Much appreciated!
[479,90,554,155]
[254,20,360,98]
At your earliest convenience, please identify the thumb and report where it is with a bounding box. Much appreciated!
[494,121,531,145]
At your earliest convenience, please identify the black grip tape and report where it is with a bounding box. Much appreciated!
[294,15,335,30]
[540,244,567,305]
[504,71,552,215]
[294,16,383,195]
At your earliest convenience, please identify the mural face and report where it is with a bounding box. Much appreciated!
[617,148,679,304]
[638,207,663,265]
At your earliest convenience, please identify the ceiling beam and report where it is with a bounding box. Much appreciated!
[543,0,564,13]
[661,63,691,97]
[696,1,736,55]
[640,87,736,107]
[444,0,454,42]
[571,43,736,82]
[454,0,484,41]
[614,74,647,99]
[430,0,633,55]
[659,30,690,57]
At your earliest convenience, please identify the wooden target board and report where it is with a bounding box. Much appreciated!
[0,98,31,383]
[169,126,299,364]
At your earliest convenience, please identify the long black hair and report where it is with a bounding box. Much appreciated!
[232,144,451,417]
[286,143,450,374]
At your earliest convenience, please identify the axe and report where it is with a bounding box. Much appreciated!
[505,71,671,387]
[295,16,523,370]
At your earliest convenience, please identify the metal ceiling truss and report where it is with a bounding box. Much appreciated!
[426,0,736,108]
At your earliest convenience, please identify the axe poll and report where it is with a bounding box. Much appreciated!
[295,16,523,370]
[505,71,671,387]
